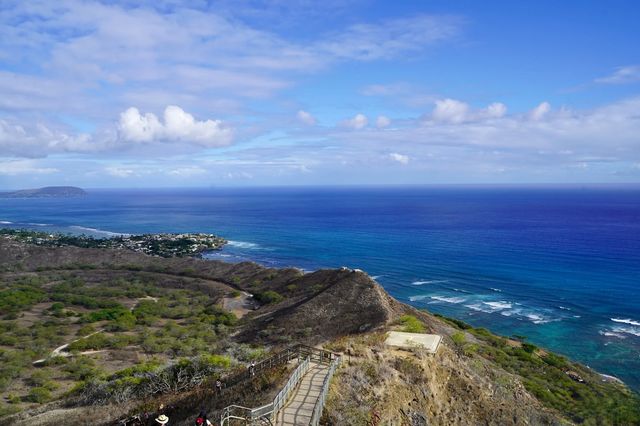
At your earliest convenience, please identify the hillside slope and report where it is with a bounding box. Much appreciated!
[1,238,638,425]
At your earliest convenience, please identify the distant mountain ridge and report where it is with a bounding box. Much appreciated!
[0,186,86,198]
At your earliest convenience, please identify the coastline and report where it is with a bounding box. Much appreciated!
[1,237,638,425]
[1,185,639,392]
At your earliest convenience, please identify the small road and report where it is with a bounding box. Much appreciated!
[274,362,330,426]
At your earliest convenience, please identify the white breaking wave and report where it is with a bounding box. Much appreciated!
[611,318,640,327]
[610,326,640,337]
[465,301,512,314]
[411,279,447,286]
[465,303,495,313]
[523,313,559,324]
[69,225,129,237]
[26,222,51,226]
[227,240,259,249]
[483,301,512,310]
[599,330,627,339]
[489,287,502,292]
[430,295,466,304]
[0,220,13,224]
[409,295,430,302]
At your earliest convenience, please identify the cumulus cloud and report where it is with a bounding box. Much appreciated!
[342,113,368,130]
[484,102,507,118]
[432,99,469,123]
[595,65,640,84]
[118,106,233,147]
[376,115,391,128]
[389,152,409,164]
[118,108,162,143]
[296,110,317,126]
[529,102,551,121]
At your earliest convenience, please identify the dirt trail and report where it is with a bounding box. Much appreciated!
[222,291,256,319]
[33,330,105,365]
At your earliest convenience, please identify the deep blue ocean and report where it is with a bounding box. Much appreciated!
[1,186,639,389]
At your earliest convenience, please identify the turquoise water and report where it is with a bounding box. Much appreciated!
[1,186,639,389]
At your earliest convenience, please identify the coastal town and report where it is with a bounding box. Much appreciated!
[0,229,227,258]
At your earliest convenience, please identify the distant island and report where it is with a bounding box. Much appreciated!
[0,229,226,257]
[0,186,87,198]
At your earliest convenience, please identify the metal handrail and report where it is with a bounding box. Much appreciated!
[309,355,341,426]
[220,345,339,426]
[271,357,310,419]
[220,357,310,425]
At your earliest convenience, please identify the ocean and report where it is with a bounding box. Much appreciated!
[1,186,639,389]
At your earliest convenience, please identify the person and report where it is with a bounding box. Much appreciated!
[195,410,213,426]
[215,379,222,393]
[249,361,256,377]
[155,414,169,425]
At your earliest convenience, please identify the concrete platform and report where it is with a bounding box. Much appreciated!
[385,331,442,353]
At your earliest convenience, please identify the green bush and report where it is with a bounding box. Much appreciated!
[63,357,103,381]
[399,315,426,333]
[254,290,284,305]
[200,354,231,369]
[80,306,129,323]
[466,326,640,424]
[26,386,51,403]
[433,313,473,330]
[0,287,46,314]
[451,331,466,346]
[68,332,110,351]
[107,312,137,331]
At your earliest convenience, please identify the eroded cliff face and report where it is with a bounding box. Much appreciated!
[323,333,564,426]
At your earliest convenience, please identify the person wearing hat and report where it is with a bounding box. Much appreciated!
[155,414,169,425]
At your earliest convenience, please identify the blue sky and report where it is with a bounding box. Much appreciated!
[0,0,639,188]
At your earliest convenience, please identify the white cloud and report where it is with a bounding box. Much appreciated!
[224,171,254,180]
[432,98,469,123]
[318,15,461,61]
[118,106,233,147]
[297,110,317,126]
[342,113,368,130]
[389,152,409,164]
[376,115,391,128]
[0,3,462,123]
[595,65,640,84]
[529,102,551,121]
[0,119,95,158]
[105,167,135,178]
[0,159,59,176]
[167,166,207,177]
[484,102,507,118]
[118,108,163,143]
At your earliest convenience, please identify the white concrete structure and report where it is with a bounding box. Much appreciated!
[385,331,442,354]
